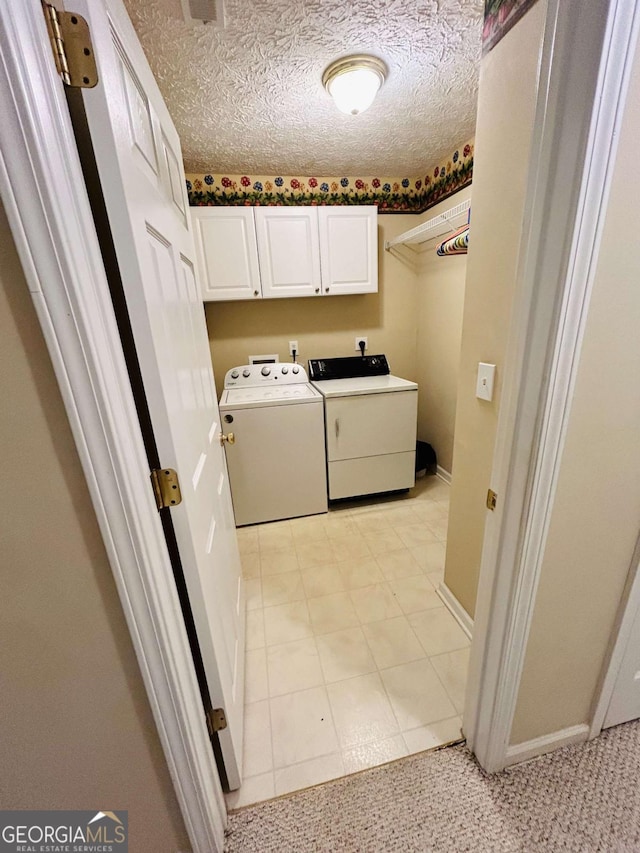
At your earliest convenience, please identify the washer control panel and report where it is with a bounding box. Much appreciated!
[224,362,308,388]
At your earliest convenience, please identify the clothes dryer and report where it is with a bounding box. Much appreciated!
[309,355,418,500]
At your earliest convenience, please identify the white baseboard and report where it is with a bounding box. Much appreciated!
[436,465,452,485]
[437,582,473,639]
[505,724,589,767]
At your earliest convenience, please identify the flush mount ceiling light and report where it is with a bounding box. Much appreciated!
[322,55,388,116]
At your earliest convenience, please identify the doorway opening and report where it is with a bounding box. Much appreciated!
[2,0,632,844]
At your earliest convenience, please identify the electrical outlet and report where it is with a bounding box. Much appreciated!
[289,340,298,356]
[355,337,368,352]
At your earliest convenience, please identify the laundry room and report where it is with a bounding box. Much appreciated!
[119,0,543,808]
[8,0,640,846]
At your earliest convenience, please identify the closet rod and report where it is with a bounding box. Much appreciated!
[385,197,471,250]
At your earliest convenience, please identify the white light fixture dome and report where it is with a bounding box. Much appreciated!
[322,55,387,116]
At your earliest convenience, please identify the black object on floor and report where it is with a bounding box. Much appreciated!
[416,440,437,475]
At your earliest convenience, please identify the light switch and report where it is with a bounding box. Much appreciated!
[476,362,496,401]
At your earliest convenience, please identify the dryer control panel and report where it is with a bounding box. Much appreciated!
[308,354,390,381]
[223,362,308,388]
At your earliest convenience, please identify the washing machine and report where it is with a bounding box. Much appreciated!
[308,355,418,500]
[219,362,328,526]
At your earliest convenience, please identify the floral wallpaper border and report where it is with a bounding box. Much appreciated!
[186,140,473,215]
[482,0,540,55]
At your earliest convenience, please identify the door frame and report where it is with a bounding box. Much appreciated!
[463,0,640,770]
[0,3,226,852]
[2,0,639,848]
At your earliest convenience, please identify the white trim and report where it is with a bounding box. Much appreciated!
[590,535,640,737]
[437,583,473,639]
[0,3,226,850]
[436,465,452,485]
[505,724,589,767]
[464,0,640,773]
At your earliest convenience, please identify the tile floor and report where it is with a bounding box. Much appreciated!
[226,475,471,809]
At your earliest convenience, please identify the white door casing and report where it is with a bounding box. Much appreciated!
[73,0,245,787]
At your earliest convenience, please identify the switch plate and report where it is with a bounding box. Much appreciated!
[476,362,496,401]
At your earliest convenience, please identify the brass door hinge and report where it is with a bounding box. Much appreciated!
[150,468,183,510]
[206,707,228,736]
[43,3,98,88]
[486,489,497,511]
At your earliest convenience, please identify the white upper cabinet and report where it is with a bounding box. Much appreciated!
[318,206,378,295]
[192,207,262,301]
[254,207,322,298]
[191,205,378,301]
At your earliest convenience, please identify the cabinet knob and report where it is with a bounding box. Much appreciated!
[325,287,330,293]
[220,432,235,446]
[315,288,320,294]
[253,290,259,297]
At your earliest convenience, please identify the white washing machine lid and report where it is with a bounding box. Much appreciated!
[310,375,418,398]
[219,383,322,409]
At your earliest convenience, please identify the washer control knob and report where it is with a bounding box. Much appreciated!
[242,368,251,377]
[292,365,300,374]
[261,366,271,376]
[230,369,239,379]
[281,366,289,374]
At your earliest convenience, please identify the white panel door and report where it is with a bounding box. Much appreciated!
[255,207,322,298]
[191,207,262,301]
[318,206,378,295]
[75,0,245,788]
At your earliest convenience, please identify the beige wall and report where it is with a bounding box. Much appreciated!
[0,203,189,852]
[414,186,471,473]
[444,0,548,618]
[205,215,419,394]
[511,37,640,743]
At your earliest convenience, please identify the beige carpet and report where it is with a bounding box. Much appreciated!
[224,720,640,851]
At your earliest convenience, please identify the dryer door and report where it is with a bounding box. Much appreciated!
[324,390,418,500]
[325,391,418,461]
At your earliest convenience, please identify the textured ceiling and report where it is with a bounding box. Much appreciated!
[123,0,483,175]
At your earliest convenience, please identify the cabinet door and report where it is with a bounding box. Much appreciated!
[191,207,262,301]
[255,207,322,298]
[318,206,378,295]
